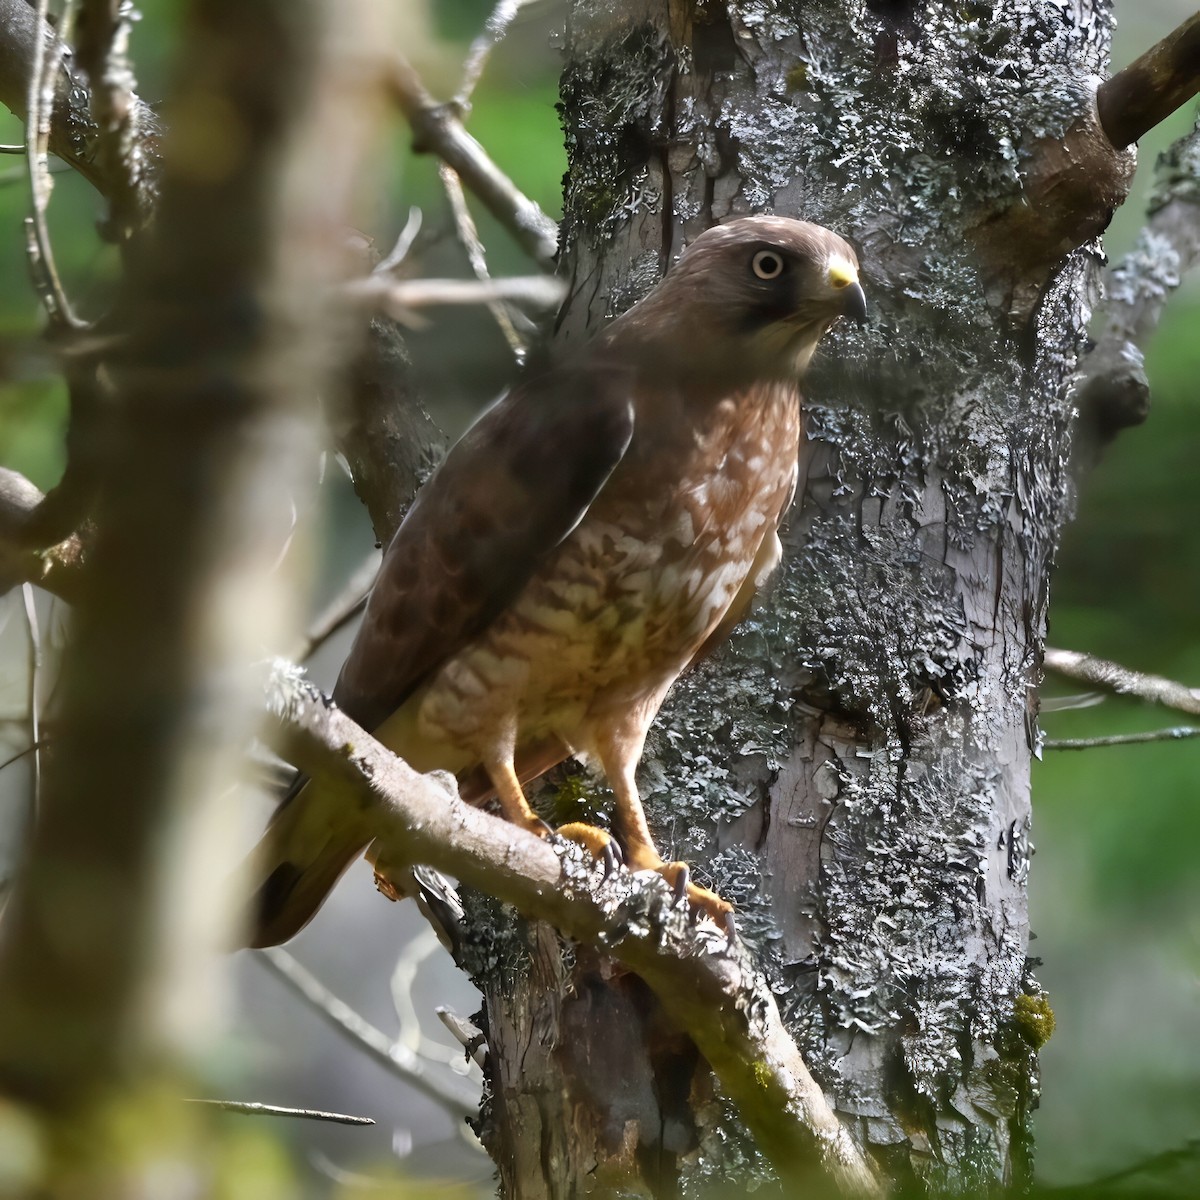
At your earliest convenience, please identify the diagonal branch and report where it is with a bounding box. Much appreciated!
[386,54,558,267]
[263,665,883,1198]
[1097,12,1200,150]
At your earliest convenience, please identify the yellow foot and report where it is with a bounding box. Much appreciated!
[655,861,734,927]
[555,824,733,926]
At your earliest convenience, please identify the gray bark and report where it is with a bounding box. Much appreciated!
[469,2,1129,1194]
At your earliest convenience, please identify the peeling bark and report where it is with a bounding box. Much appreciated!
[471,2,1124,1194]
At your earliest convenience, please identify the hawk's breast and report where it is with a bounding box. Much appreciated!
[417,381,802,749]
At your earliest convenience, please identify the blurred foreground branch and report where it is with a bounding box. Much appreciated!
[0,9,393,1198]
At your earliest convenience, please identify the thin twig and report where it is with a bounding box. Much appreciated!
[265,667,884,1198]
[386,54,558,266]
[1044,727,1199,750]
[255,947,478,1120]
[289,550,378,664]
[389,927,470,1070]
[440,162,527,358]
[1096,12,1200,149]
[185,1098,374,1126]
[1043,647,1200,717]
[455,0,529,111]
[0,144,26,153]
[20,584,41,821]
[0,740,52,777]
[375,206,423,275]
[25,0,84,330]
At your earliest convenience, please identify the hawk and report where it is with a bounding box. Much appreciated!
[249,215,865,946]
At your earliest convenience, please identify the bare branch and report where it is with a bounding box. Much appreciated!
[255,947,478,1121]
[1043,647,1200,717]
[386,54,558,267]
[1074,112,1200,458]
[1097,13,1200,149]
[1043,727,1199,750]
[264,667,883,1198]
[185,1098,374,1126]
[343,271,565,326]
[330,318,445,549]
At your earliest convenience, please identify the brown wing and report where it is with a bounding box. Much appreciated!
[332,357,635,733]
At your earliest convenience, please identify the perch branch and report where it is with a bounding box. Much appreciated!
[1044,728,1199,750]
[1097,12,1200,149]
[385,54,558,266]
[263,665,883,1199]
[255,947,478,1120]
[186,1099,374,1126]
[1074,112,1200,456]
[1043,647,1200,717]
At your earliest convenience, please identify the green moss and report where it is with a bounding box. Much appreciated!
[752,1060,771,1090]
[784,63,808,92]
[546,768,608,828]
[1012,991,1056,1048]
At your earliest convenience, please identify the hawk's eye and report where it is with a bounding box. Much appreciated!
[751,249,785,280]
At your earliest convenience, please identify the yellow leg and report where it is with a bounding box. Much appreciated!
[487,756,549,834]
[598,732,733,924]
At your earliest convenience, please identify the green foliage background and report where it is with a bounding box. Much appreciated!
[0,1,1196,1193]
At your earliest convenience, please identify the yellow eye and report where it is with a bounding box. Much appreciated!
[752,249,785,280]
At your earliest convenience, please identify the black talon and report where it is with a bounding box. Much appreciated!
[535,818,554,836]
[601,842,619,881]
[724,910,738,946]
[609,838,625,867]
[672,865,690,906]
[688,901,701,927]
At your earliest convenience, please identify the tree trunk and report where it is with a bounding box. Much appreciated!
[470,2,1131,1194]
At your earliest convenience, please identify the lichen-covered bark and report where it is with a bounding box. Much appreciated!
[473,2,1127,1194]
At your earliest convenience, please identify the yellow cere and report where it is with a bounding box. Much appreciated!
[827,257,858,289]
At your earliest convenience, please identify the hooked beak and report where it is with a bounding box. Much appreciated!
[826,257,867,325]
[841,279,867,324]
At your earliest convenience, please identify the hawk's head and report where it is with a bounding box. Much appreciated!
[611,214,865,381]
